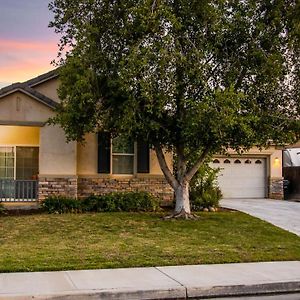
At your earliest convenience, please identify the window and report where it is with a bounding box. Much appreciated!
[16,147,39,180]
[255,160,262,164]
[245,159,252,164]
[224,159,231,164]
[234,159,241,164]
[0,147,14,180]
[112,137,134,174]
[213,159,220,164]
[0,146,39,180]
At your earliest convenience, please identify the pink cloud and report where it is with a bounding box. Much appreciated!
[0,39,58,52]
[0,39,59,83]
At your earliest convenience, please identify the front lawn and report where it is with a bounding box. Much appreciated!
[1,211,300,273]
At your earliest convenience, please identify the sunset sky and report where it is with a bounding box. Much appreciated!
[0,0,59,88]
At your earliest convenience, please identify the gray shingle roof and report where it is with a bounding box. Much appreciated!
[0,69,59,109]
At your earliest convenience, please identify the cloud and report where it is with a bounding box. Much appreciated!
[0,82,11,89]
[0,39,58,83]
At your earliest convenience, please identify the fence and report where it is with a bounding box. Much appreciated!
[0,179,38,202]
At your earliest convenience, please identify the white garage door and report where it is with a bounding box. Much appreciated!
[211,158,267,199]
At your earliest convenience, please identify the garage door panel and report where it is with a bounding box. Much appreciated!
[211,158,267,199]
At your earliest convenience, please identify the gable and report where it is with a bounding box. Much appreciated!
[0,91,55,125]
[31,77,61,103]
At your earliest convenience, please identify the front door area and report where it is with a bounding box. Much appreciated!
[0,146,39,201]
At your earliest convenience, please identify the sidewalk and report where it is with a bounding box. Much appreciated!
[1,261,300,299]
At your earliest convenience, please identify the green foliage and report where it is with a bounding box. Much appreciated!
[82,192,160,212]
[42,192,160,214]
[190,164,222,211]
[41,196,81,214]
[0,202,6,215]
[49,0,300,148]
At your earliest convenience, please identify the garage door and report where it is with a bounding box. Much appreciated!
[211,157,267,199]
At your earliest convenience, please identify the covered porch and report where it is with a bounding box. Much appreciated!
[0,126,40,202]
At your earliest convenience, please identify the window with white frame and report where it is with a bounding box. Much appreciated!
[112,137,134,174]
[0,146,39,180]
[0,147,14,180]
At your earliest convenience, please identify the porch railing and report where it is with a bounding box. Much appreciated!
[0,180,38,202]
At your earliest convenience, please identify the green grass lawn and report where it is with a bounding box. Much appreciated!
[1,211,300,273]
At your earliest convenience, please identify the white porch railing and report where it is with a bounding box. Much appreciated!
[0,179,38,202]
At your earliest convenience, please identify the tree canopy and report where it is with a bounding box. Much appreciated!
[50,0,300,216]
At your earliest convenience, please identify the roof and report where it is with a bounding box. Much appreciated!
[0,69,59,109]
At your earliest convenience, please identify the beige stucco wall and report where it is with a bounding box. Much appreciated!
[32,78,60,103]
[0,126,40,145]
[224,146,282,178]
[39,125,77,176]
[77,133,98,174]
[0,91,54,124]
[77,133,173,176]
[150,149,173,175]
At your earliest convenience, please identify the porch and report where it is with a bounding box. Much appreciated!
[0,126,40,202]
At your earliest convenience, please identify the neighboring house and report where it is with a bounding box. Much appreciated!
[0,70,284,203]
[283,146,300,200]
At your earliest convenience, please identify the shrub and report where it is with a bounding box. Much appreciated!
[190,163,222,211]
[42,192,160,214]
[41,196,81,214]
[82,192,160,212]
[0,202,6,215]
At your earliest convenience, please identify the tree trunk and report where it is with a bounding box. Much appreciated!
[174,181,191,214]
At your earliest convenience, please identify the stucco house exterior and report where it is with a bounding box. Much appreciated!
[0,70,284,204]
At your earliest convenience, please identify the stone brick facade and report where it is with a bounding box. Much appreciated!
[38,176,78,201]
[268,177,284,200]
[38,175,174,204]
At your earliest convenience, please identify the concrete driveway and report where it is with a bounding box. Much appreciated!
[221,199,300,237]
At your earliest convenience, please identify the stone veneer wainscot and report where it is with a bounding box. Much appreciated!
[39,175,174,205]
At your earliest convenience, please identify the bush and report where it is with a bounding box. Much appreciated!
[82,192,160,212]
[190,163,222,211]
[0,202,6,215]
[41,196,81,214]
[42,192,160,214]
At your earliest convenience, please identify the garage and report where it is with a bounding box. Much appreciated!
[211,157,267,199]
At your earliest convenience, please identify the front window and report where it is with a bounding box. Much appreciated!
[0,146,39,180]
[0,147,14,180]
[112,137,134,174]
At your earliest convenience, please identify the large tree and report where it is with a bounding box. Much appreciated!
[50,0,300,217]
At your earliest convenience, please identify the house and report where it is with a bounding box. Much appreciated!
[0,70,173,204]
[283,146,300,200]
[0,70,284,204]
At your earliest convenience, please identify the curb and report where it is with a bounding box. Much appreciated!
[1,282,300,299]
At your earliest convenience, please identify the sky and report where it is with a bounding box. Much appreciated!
[0,0,59,88]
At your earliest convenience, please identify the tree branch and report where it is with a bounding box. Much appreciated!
[185,146,211,182]
[151,0,157,13]
[154,143,179,190]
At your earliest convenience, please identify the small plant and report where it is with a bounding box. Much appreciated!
[0,202,6,215]
[190,163,222,211]
[41,196,81,214]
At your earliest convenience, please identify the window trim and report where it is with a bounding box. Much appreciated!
[110,140,137,176]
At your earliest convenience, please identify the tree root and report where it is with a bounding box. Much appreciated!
[162,209,199,220]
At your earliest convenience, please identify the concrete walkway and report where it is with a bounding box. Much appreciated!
[221,198,300,236]
[1,262,300,299]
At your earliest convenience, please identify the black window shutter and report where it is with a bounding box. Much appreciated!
[137,141,150,173]
[98,132,111,174]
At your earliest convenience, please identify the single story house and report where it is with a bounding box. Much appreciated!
[0,70,284,203]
